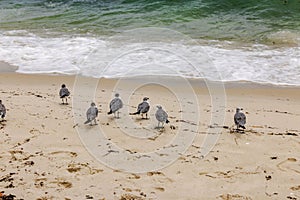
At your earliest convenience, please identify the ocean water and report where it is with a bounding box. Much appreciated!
[0,0,299,86]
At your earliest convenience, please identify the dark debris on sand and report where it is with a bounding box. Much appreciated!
[0,192,23,200]
[120,193,145,200]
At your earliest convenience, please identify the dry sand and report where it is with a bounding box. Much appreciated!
[0,71,299,200]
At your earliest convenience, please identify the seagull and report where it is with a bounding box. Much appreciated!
[234,108,246,131]
[59,84,70,104]
[155,105,169,128]
[0,100,6,121]
[107,93,123,118]
[84,102,98,125]
[130,97,150,119]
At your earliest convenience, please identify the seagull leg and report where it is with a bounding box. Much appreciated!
[236,125,244,133]
[146,113,148,119]
[117,111,120,119]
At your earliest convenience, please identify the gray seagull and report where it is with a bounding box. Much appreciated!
[59,84,70,105]
[130,97,150,119]
[234,108,246,131]
[107,93,123,118]
[84,102,98,125]
[0,100,6,121]
[155,105,169,128]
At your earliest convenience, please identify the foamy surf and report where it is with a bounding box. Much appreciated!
[0,30,299,86]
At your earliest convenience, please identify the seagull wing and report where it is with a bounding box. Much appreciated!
[95,107,99,117]
[234,112,246,126]
[86,107,92,119]
[86,107,98,120]
[59,88,70,97]
[110,98,123,113]
[156,109,168,122]
[138,102,150,113]
[0,104,6,114]
[240,112,246,125]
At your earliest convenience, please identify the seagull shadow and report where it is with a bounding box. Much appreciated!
[59,103,69,105]
[134,118,150,122]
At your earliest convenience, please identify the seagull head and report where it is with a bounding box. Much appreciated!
[115,93,120,97]
[143,97,149,101]
[156,105,162,110]
[91,102,96,107]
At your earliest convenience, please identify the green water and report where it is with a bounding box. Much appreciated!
[0,0,300,43]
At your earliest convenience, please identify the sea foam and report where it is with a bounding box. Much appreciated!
[0,30,299,86]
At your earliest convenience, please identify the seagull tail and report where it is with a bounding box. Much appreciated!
[107,110,112,115]
[129,111,140,115]
[84,120,91,124]
[166,119,170,124]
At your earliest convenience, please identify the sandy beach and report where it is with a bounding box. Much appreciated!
[0,70,300,199]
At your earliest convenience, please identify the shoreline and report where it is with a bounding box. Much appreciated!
[1,60,300,89]
[3,70,300,90]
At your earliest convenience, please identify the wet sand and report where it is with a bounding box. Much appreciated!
[0,61,18,73]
